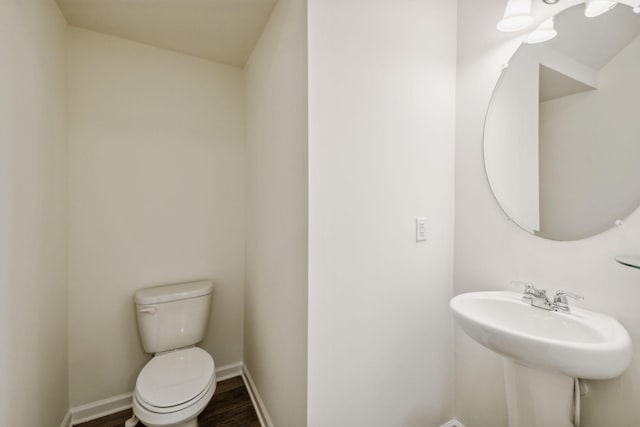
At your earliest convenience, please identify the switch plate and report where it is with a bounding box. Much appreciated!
[416,217,427,242]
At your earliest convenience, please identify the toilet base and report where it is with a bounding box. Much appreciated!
[173,419,197,427]
[125,414,138,427]
[136,417,198,427]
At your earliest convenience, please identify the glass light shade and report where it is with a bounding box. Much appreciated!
[584,0,618,17]
[497,0,534,32]
[524,17,558,44]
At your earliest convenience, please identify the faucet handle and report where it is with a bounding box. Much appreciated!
[553,290,583,313]
[554,290,583,304]
[510,281,534,292]
[511,281,547,296]
[511,281,538,303]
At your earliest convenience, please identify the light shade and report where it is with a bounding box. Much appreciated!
[584,0,618,18]
[497,0,534,32]
[525,17,558,44]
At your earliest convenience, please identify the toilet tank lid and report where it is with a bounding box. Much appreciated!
[135,280,213,305]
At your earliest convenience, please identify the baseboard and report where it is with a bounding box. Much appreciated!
[242,365,274,427]
[441,420,466,427]
[216,361,243,381]
[69,360,243,425]
[71,392,133,425]
[60,409,72,427]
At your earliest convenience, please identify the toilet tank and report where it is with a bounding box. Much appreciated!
[135,280,213,354]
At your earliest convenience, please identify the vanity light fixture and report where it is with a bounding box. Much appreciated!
[525,16,558,43]
[497,0,534,32]
[498,0,622,39]
[584,0,618,17]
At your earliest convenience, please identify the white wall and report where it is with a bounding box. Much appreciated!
[67,28,245,406]
[0,1,69,425]
[455,1,640,426]
[243,0,308,424]
[308,0,457,425]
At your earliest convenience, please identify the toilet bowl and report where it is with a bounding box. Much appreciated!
[129,280,216,427]
[133,347,216,427]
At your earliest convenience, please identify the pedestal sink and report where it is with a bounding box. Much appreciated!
[450,291,632,427]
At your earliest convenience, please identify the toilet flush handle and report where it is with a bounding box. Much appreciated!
[139,307,157,314]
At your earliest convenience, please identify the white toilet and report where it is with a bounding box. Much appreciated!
[130,280,216,427]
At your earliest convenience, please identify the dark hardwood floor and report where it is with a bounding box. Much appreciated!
[76,376,261,427]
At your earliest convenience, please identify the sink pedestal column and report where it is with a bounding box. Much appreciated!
[503,359,575,427]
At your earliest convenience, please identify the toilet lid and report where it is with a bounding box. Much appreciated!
[136,347,215,408]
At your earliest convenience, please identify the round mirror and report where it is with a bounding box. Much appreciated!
[484,3,640,241]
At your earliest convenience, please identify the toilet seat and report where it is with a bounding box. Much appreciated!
[135,374,215,414]
[135,347,215,413]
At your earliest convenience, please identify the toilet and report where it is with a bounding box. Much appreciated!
[128,280,216,427]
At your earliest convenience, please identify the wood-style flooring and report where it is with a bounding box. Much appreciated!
[75,376,261,427]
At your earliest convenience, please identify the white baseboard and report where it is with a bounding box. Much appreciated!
[216,361,243,381]
[69,360,243,425]
[71,392,133,425]
[242,365,274,427]
[441,420,465,427]
[60,409,72,427]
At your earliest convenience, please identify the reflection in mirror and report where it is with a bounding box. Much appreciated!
[484,4,640,240]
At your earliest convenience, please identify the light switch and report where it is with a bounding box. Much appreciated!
[416,217,427,242]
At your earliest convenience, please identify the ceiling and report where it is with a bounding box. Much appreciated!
[550,3,640,70]
[56,0,278,68]
[539,64,595,102]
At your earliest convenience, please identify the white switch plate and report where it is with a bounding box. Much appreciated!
[416,217,427,242]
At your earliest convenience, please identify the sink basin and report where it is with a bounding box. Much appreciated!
[450,291,632,379]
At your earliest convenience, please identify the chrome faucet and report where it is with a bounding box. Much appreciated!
[521,283,553,310]
[552,290,584,313]
[512,281,583,313]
